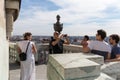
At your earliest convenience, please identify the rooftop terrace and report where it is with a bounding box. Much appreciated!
[9,43,120,80]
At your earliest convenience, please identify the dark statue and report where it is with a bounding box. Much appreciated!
[54,15,63,34]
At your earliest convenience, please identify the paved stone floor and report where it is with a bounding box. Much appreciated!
[9,63,48,80]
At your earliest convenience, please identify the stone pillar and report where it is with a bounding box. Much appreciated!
[6,9,14,39]
[0,0,21,79]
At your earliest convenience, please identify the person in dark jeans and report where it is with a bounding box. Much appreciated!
[49,31,70,54]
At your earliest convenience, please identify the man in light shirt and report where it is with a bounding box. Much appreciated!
[82,29,111,60]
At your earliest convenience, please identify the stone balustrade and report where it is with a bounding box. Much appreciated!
[9,42,18,63]
[63,44,83,53]
[9,43,83,63]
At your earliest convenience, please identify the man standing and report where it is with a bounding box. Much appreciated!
[82,29,111,60]
[50,31,70,54]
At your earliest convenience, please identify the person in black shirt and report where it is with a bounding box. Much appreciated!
[50,31,70,54]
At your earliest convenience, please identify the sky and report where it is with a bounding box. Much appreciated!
[13,0,120,36]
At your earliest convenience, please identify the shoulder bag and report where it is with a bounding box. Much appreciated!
[19,42,30,61]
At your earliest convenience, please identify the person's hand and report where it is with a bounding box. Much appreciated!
[63,34,67,37]
[58,34,64,39]
[105,59,112,62]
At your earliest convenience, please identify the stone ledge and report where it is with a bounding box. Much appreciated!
[49,53,104,65]
[48,54,100,80]
[48,62,100,80]
[47,53,116,80]
[101,61,120,79]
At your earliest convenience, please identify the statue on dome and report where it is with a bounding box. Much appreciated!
[54,15,63,34]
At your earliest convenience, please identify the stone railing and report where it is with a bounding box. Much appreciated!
[9,43,83,64]
[9,42,18,63]
[35,43,83,64]
[63,44,82,53]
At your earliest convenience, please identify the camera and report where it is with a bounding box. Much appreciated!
[63,34,67,37]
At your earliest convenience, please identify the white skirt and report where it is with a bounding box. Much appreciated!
[20,59,35,80]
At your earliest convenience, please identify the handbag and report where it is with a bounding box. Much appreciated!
[19,42,30,61]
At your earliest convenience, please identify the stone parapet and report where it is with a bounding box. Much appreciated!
[48,62,100,80]
[101,61,120,79]
[63,44,82,53]
[47,53,115,80]
[49,53,104,65]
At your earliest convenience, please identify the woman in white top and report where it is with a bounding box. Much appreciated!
[17,32,37,80]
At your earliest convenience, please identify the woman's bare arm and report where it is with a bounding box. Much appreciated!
[32,44,37,54]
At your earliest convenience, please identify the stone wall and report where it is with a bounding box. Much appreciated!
[0,0,9,80]
[0,0,21,79]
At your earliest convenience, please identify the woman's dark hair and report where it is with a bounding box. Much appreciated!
[23,32,32,40]
[97,29,106,40]
[84,35,89,40]
[110,34,120,43]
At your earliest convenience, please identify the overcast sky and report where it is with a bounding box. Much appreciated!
[13,0,120,36]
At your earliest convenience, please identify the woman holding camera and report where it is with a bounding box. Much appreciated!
[17,32,37,80]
